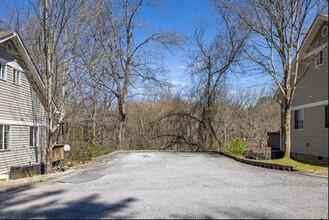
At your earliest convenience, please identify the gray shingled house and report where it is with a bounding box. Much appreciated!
[0,31,46,177]
[276,14,328,164]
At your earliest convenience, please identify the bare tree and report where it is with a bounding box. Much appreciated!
[216,0,328,158]
[20,0,87,171]
[186,10,249,150]
[243,94,280,148]
[94,0,183,150]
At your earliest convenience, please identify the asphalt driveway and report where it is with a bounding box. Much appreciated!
[0,152,327,219]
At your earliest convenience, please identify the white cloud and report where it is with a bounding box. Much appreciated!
[177,65,187,69]
[167,79,188,88]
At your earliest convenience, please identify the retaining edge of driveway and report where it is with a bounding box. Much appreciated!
[216,151,295,171]
[218,152,328,178]
[0,151,134,189]
[0,169,77,189]
[0,151,142,189]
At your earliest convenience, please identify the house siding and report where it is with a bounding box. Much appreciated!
[293,41,328,106]
[0,40,46,175]
[291,105,328,158]
[290,20,328,163]
[0,125,46,174]
[306,23,328,54]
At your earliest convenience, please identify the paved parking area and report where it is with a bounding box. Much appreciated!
[0,152,328,219]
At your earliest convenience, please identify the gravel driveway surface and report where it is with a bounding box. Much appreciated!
[0,152,327,219]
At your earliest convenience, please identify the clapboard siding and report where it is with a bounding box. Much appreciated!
[291,101,328,157]
[293,48,328,106]
[290,20,328,160]
[0,39,46,175]
[0,125,46,174]
[306,23,328,54]
[293,37,328,107]
[0,51,45,123]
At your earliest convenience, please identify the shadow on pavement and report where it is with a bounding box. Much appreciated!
[0,184,137,219]
[169,205,280,219]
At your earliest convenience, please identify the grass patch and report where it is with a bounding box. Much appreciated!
[39,177,47,182]
[261,158,328,174]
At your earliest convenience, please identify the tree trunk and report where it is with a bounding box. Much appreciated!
[92,75,98,146]
[45,113,53,173]
[283,104,292,158]
[117,97,127,150]
[117,117,126,150]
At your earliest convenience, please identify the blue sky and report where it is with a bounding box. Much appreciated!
[138,0,274,93]
[140,0,218,90]
[0,0,274,94]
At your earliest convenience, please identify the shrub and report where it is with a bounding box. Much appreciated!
[244,149,271,160]
[39,177,47,182]
[66,142,112,164]
[226,137,246,156]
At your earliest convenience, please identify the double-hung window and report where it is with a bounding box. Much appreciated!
[294,109,304,129]
[0,63,6,80]
[29,127,38,147]
[0,125,10,150]
[13,69,21,85]
[315,50,324,67]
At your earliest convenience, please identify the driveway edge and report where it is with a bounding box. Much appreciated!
[216,151,295,171]
[216,151,328,178]
[0,169,77,189]
[0,151,127,189]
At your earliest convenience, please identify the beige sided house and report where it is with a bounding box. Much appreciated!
[277,14,328,164]
[0,31,46,177]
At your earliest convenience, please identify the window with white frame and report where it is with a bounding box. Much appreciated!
[294,109,304,129]
[315,50,324,67]
[13,69,21,85]
[0,63,6,80]
[0,125,10,150]
[29,126,38,147]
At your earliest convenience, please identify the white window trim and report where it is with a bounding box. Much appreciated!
[6,42,13,53]
[0,125,11,151]
[0,63,7,81]
[13,68,21,85]
[0,57,24,72]
[292,100,328,111]
[0,119,45,127]
[29,126,39,147]
[322,25,328,37]
[315,50,324,68]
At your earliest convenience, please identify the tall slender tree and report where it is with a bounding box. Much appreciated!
[23,0,86,170]
[95,0,183,149]
[215,0,328,158]
[186,10,249,150]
